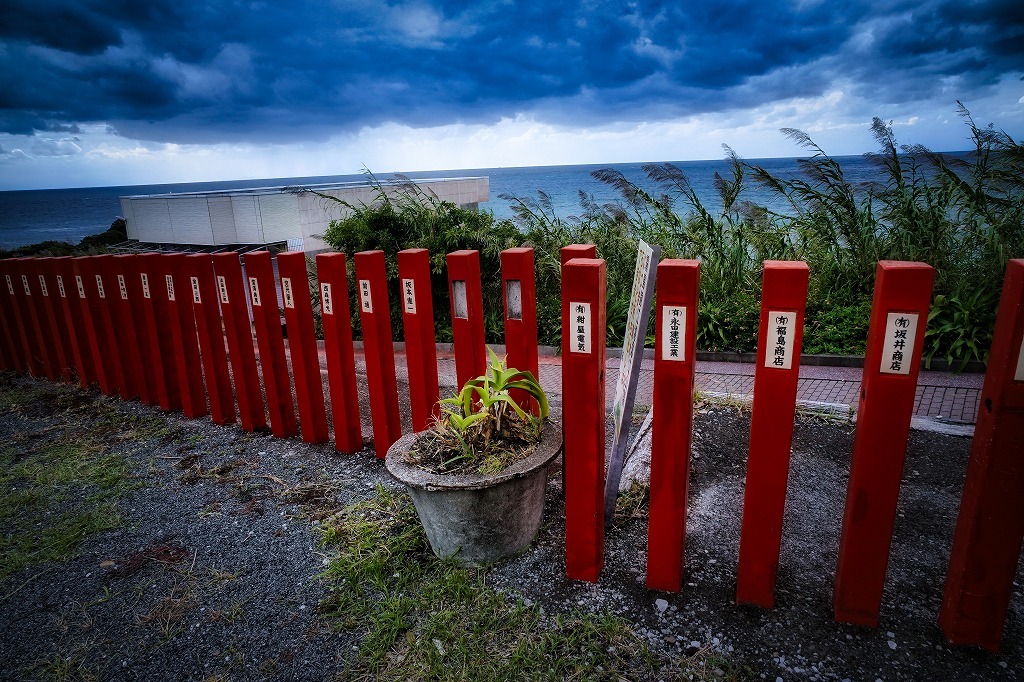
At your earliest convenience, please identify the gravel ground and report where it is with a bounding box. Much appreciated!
[1,375,1022,681]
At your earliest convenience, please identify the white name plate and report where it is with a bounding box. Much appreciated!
[569,302,591,354]
[879,312,919,375]
[765,310,797,370]
[661,305,686,361]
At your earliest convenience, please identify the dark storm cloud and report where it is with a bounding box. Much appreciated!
[0,0,1020,142]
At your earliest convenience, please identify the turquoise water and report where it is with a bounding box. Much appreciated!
[0,155,895,249]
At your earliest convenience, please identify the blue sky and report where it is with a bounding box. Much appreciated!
[0,0,1021,190]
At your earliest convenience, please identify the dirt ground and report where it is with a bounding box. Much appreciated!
[1,374,1022,681]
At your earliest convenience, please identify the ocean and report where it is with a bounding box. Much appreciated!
[0,155,888,249]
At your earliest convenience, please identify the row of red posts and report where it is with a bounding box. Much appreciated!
[2,247,1022,651]
[561,255,1024,653]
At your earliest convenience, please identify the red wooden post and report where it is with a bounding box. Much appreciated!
[186,254,236,426]
[35,259,73,383]
[0,260,25,372]
[118,255,158,406]
[560,244,597,270]
[26,259,65,382]
[52,257,95,387]
[939,258,1024,651]
[13,259,50,378]
[164,254,207,418]
[212,253,266,431]
[562,257,607,582]
[447,250,486,389]
[736,261,810,607]
[111,255,151,403]
[646,259,700,592]
[245,251,297,438]
[833,261,934,627]
[316,253,363,453]
[354,250,401,456]
[277,251,329,443]
[72,256,117,393]
[501,248,539,414]
[397,248,440,432]
[138,253,183,412]
[89,255,134,400]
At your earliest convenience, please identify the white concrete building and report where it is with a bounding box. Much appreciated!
[119,177,489,253]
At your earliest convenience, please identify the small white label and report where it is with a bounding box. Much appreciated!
[117,274,128,300]
[1014,330,1024,382]
[359,279,372,313]
[401,278,417,314]
[765,310,797,370]
[190,276,202,304]
[95,274,106,299]
[217,275,229,304]
[249,277,261,307]
[21,275,31,296]
[5,275,13,295]
[569,301,592,354]
[165,274,175,301]
[880,312,919,375]
[56,276,66,298]
[38,275,49,297]
[141,273,151,299]
[451,280,467,319]
[661,305,686,362]
[76,275,86,299]
[321,282,333,315]
[282,277,295,309]
[505,280,522,320]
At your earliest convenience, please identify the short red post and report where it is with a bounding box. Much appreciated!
[118,255,158,406]
[73,257,118,394]
[163,254,207,418]
[397,248,440,432]
[52,257,95,387]
[833,261,934,627]
[13,259,50,378]
[186,254,236,426]
[737,261,810,607]
[501,248,539,414]
[278,251,329,443]
[939,258,1024,651]
[28,259,67,382]
[446,250,486,389]
[0,260,25,372]
[110,255,150,403]
[646,259,700,592]
[35,259,74,383]
[138,253,183,412]
[316,253,363,453]
[244,251,298,438]
[562,257,607,582]
[92,255,135,400]
[212,253,266,431]
[354,250,401,456]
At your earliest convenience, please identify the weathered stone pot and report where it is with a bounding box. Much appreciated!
[384,421,562,564]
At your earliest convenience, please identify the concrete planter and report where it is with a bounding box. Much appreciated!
[384,421,562,564]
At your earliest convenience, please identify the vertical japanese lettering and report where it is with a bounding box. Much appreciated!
[569,302,592,354]
[359,279,372,313]
[76,275,87,299]
[320,282,333,316]
[248,277,261,307]
[56,276,66,298]
[282,277,294,309]
[190,276,202,304]
[95,275,106,299]
[401,278,416,314]
[879,312,919,375]
[117,274,128,300]
[165,274,175,301]
[141,273,151,299]
[661,305,686,361]
[217,275,229,304]
[38,275,49,297]
[765,310,797,370]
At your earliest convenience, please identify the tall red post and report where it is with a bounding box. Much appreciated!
[939,258,1024,651]
[245,251,297,438]
[26,259,66,382]
[397,248,440,432]
[186,254,236,426]
[833,261,934,627]
[111,255,150,403]
[562,257,607,582]
[646,259,700,592]
[501,248,539,414]
[0,260,25,372]
[354,250,401,456]
[736,261,810,607]
[316,253,363,453]
[560,244,597,270]
[138,253,182,412]
[277,251,329,444]
[52,257,95,387]
[164,254,207,418]
[35,259,74,382]
[89,255,134,400]
[212,253,266,431]
[72,257,117,394]
[12,259,49,378]
[118,255,158,406]
[446,250,487,389]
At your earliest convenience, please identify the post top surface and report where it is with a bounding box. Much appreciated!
[658,258,700,268]
[763,260,809,271]
[563,257,605,268]
[877,260,934,272]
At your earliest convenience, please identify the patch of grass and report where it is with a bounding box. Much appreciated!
[317,486,741,680]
